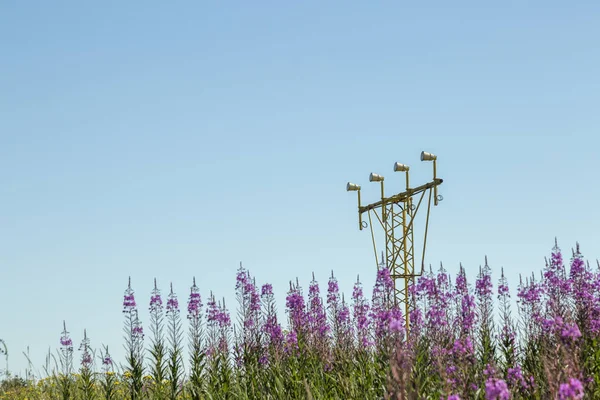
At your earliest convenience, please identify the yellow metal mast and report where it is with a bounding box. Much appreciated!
[347,151,443,330]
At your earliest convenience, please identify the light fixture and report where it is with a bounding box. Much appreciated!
[394,162,410,190]
[393,162,409,172]
[369,173,384,182]
[420,151,437,161]
[420,151,440,205]
[346,182,361,191]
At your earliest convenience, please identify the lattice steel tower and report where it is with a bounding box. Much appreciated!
[346,151,443,330]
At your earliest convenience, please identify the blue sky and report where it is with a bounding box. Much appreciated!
[1,1,599,376]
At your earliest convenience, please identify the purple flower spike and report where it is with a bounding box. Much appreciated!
[60,321,73,350]
[261,283,273,297]
[149,278,163,314]
[133,325,144,338]
[307,274,330,345]
[286,281,307,337]
[561,323,582,341]
[167,283,180,314]
[352,277,371,348]
[78,329,93,368]
[123,277,138,314]
[187,277,203,319]
[558,378,584,400]
[59,321,74,376]
[285,330,298,353]
[485,378,510,400]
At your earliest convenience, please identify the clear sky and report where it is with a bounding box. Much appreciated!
[1,1,599,376]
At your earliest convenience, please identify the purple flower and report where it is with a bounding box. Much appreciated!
[475,262,493,298]
[100,347,114,374]
[218,302,231,329]
[261,283,284,350]
[187,278,203,319]
[558,378,584,400]
[371,268,403,342]
[286,281,307,336]
[307,276,330,343]
[133,325,144,338]
[543,241,571,318]
[259,354,269,366]
[498,284,509,296]
[264,315,284,345]
[123,277,138,314]
[447,395,461,400]
[389,314,404,333]
[206,294,231,357]
[82,352,92,366]
[372,267,394,312]
[455,267,476,335]
[236,266,261,344]
[150,294,162,308]
[58,321,74,376]
[451,337,474,356]
[261,283,273,296]
[327,273,340,306]
[561,323,582,341]
[149,279,162,306]
[123,294,136,311]
[167,297,179,313]
[507,366,529,391]
[206,294,219,324]
[485,378,510,400]
[165,283,179,314]
[60,321,73,350]
[285,330,298,353]
[78,329,93,368]
[352,278,371,347]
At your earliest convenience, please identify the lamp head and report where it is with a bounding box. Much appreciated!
[369,173,384,182]
[421,151,437,161]
[393,162,410,172]
[346,182,361,191]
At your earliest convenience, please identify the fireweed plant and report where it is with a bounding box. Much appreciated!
[57,320,74,400]
[148,278,167,399]
[123,277,145,400]
[4,240,600,399]
[187,278,205,400]
[78,329,95,399]
[165,283,184,400]
[100,346,117,400]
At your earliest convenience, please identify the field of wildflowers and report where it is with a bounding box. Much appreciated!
[2,240,599,399]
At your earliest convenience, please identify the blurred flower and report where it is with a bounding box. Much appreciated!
[561,323,582,341]
[558,378,584,400]
[485,377,510,400]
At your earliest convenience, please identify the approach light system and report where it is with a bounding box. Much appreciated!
[369,173,384,182]
[346,150,444,332]
[346,182,361,191]
[393,163,410,172]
